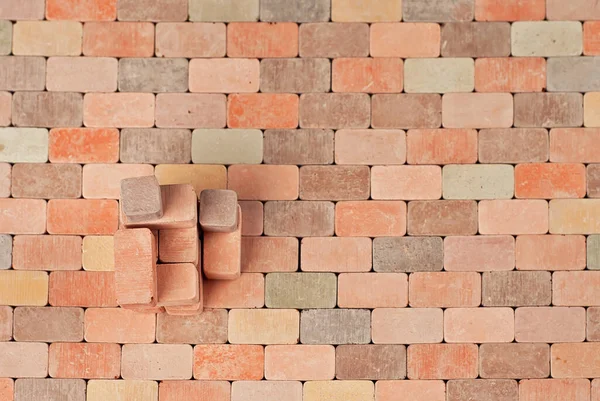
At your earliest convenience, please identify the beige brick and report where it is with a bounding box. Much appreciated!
[82,236,114,271]
[585,93,600,127]
[0,235,10,270]
[0,271,48,306]
[265,273,336,308]
[121,344,193,380]
[47,57,117,93]
[261,0,330,22]
[13,21,82,56]
[118,58,189,93]
[0,343,48,378]
[87,380,158,401]
[229,309,299,344]
[0,21,12,56]
[117,0,187,21]
[443,164,514,199]
[304,381,374,401]
[550,199,600,234]
[192,129,262,164]
[0,56,46,91]
[548,57,600,92]
[232,381,300,401]
[332,0,401,22]
[512,22,583,57]
[157,309,227,343]
[189,0,259,21]
[404,58,474,93]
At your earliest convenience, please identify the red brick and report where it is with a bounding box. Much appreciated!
[156,22,226,58]
[83,22,154,57]
[408,344,478,379]
[156,93,225,129]
[550,128,600,163]
[515,307,586,343]
[300,93,370,129]
[475,0,545,21]
[475,58,546,92]
[12,235,81,271]
[444,235,514,271]
[372,94,442,129]
[239,201,263,236]
[407,129,477,164]
[84,93,155,128]
[49,343,120,379]
[47,199,118,235]
[444,307,514,343]
[157,263,200,306]
[335,129,406,165]
[241,237,298,273]
[338,272,407,308]
[585,22,600,55]
[301,237,371,272]
[82,164,154,199]
[203,206,242,280]
[46,0,117,20]
[408,200,477,236]
[193,345,264,380]
[376,380,445,401]
[332,58,403,93]
[480,343,549,379]
[371,22,440,57]
[0,199,46,235]
[204,273,264,308]
[228,94,298,129]
[479,128,549,163]
[11,163,81,199]
[552,344,600,378]
[553,271,600,306]
[264,201,334,237]
[300,166,370,200]
[85,307,155,343]
[190,59,258,93]
[335,201,406,237]
[49,271,117,307]
[118,0,187,21]
[160,382,230,401]
[228,22,298,57]
[520,379,591,401]
[479,200,548,235]
[516,235,586,271]
[299,23,369,58]
[371,166,441,200]
[49,128,119,163]
[515,163,586,199]
[410,272,481,307]
[228,165,298,200]
[265,345,334,380]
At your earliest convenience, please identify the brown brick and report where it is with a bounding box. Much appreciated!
[120,176,163,224]
[408,200,477,236]
[588,307,600,341]
[299,166,370,201]
[300,309,370,344]
[261,59,330,93]
[482,271,551,307]
[588,165,600,197]
[514,93,583,128]
[479,129,549,163]
[120,129,192,164]
[447,380,518,401]
[264,201,334,237]
[261,0,330,22]
[335,129,406,165]
[118,0,188,21]
[336,345,406,380]
[300,93,370,129]
[299,23,369,58]
[373,236,443,272]
[11,164,81,199]
[441,22,510,57]
[0,306,11,340]
[241,237,298,273]
[0,56,45,91]
[372,94,442,129]
[199,189,238,233]
[480,343,550,379]
[157,309,227,344]
[13,92,82,127]
[13,307,83,342]
[14,379,86,401]
[239,201,263,236]
[403,0,475,21]
[263,129,333,165]
[118,58,188,93]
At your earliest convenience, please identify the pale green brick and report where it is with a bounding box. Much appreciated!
[265,273,336,308]
[192,129,262,164]
[404,58,474,93]
[189,0,259,21]
[443,164,514,200]
[0,128,48,163]
[0,21,11,56]
[588,235,600,270]
[512,22,582,57]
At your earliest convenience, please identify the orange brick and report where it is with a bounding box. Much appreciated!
[85,307,155,343]
[475,58,546,92]
[334,129,406,165]
[553,271,600,306]
[155,93,226,129]
[47,199,118,235]
[0,199,46,234]
[194,345,264,380]
[227,22,298,58]
[49,343,120,379]
[49,271,117,307]
[552,343,600,378]
[122,344,192,380]
[160,381,230,401]
[585,22,600,55]
[239,201,263,236]
[550,199,600,234]
[551,129,600,163]
[83,93,155,128]
[520,379,591,401]
[371,23,440,57]
[335,201,406,237]
[228,165,298,201]
[410,272,481,307]
[190,59,259,93]
[332,58,403,93]
[49,128,119,163]
[241,237,298,273]
[204,273,264,308]
[203,206,242,280]
[479,200,548,235]
[114,229,156,307]
[82,164,154,199]
[408,344,478,379]
[338,273,407,308]
[156,22,226,58]
[407,129,477,164]
[515,307,586,343]
[12,235,81,271]
[157,263,199,306]
[228,94,298,129]
[0,271,48,306]
[516,235,586,271]
[444,235,515,271]
[0,379,12,401]
[0,343,48,378]
[515,163,586,199]
[154,164,226,197]
[443,93,514,129]
[301,237,371,272]
[376,380,445,401]
[159,227,198,264]
[371,166,441,200]
[83,22,154,57]
[444,307,514,343]
[46,0,116,20]
[475,0,545,21]
[265,345,334,380]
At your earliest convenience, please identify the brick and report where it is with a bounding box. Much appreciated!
[590,235,600,270]
[589,307,600,340]
[120,129,191,163]
[0,380,11,401]
[335,129,405,165]
[336,345,405,380]
[444,235,514,272]
[13,92,82,128]
[265,345,334,380]
[190,59,258,93]
[239,201,263,235]
[300,166,369,201]
[261,0,329,22]
[0,199,46,234]
[332,0,401,22]
[49,343,120,379]
[264,201,334,236]
[114,228,156,306]
[0,271,48,306]
[338,273,407,308]
[119,58,187,92]
[372,308,443,344]
[122,344,192,380]
[302,237,371,272]
[156,93,225,129]
[265,273,335,308]
[11,164,81,199]
[410,272,480,307]
[300,93,370,129]
[0,235,10,269]
[0,128,48,163]
[405,58,473,93]
[547,0,600,20]
[229,309,298,344]
[156,22,225,57]
[336,201,406,237]
[515,93,583,128]
[0,306,10,341]
[376,381,445,401]
[194,344,263,380]
[46,0,116,20]
[520,379,590,401]
[586,93,600,127]
[548,57,600,92]
[228,94,297,129]
[552,344,600,378]
[476,0,544,20]
[554,271,600,306]
[202,207,241,279]
[0,56,46,91]
[232,381,299,401]
[159,227,198,263]
[404,0,474,21]
[157,309,227,343]
[512,22,582,56]
[193,130,262,165]
[13,306,82,342]
[189,0,259,21]
[443,93,513,128]
[475,57,546,92]
[83,22,154,57]
[550,199,600,234]
[118,0,186,21]
[14,379,85,401]
[12,235,81,271]
[228,22,297,57]
[300,309,370,344]
[88,381,158,401]
[13,21,81,56]
[0,0,44,19]
[121,176,162,224]
[371,22,440,58]
[373,236,443,272]
[372,94,442,129]
[300,23,369,58]
[551,128,600,162]
[157,263,199,306]
[85,307,155,343]
[0,22,10,55]
[241,237,298,272]
[49,271,116,307]
[332,58,402,93]
[264,129,334,165]
[0,92,9,127]
[49,128,119,164]
[84,93,154,128]
[443,164,514,199]
[204,273,263,308]
[516,235,586,271]
[262,58,330,93]
[444,308,514,343]
[479,129,548,163]
[408,200,477,236]
[83,164,154,199]
[304,381,374,401]
[479,200,548,235]
[442,22,510,57]
[372,166,440,200]
[595,380,600,401]
[483,271,551,306]
[480,343,549,379]
[0,343,47,377]
[585,22,600,55]
[161,382,229,401]
[408,344,477,379]
[447,380,518,401]
[515,307,586,343]
[47,57,117,92]
[407,128,477,164]
[48,199,118,235]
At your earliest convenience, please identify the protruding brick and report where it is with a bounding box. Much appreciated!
[550,128,600,163]
[11,164,80,199]
[548,57,600,92]
[228,22,298,57]
[371,23,440,58]
[231,381,298,401]
[372,94,442,129]
[204,273,263,309]
[0,56,46,91]
[157,263,199,306]
[203,206,242,280]
[0,128,48,164]
[408,344,478,379]
[512,22,583,56]
[372,308,443,344]
[229,309,298,344]
[515,93,583,128]
[407,128,477,164]
[479,200,548,235]
[0,199,46,234]
[194,345,263,380]
[333,58,402,93]
[332,0,401,22]
[49,343,120,379]
[83,22,154,57]
[0,235,10,269]
[0,0,44,19]
[262,59,330,93]
[117,0,187,21]
[122,344,193,380]
[483,271,551,306]
[479,129,548,163]
[335,129,405,165]
[336,201,407,237]
[443,93,513,128]
[13,92,82,128]
[444,235,515,272]
[228,94,297,129]
[443,164,514,200]
[445,307,514,343]
[300,166,369,201]
[299,93,370,129]
[13,235,81,271]
[157,309,227,343]
[476,0,545,21]
[447,380,518,401]
[0,271,48,306]
[299,23,369,58]
[585,22,600,55]
[118,58,188,93]
[47,57,117,92]
[515,307,586,343]
[338,273,407,308]
[0,343,47,378]
[84,93,154,128]
[300,309,370,345]
[516,235,586,271]
[376,381,445,401]
[189,0,259,21]
[552,343,600,378]
[241,237,298,272]
[408,200,477,236]
[120,176,162,223]
[87,381,158,401]
[403,0,475,21]
[302,237,371,272]
[83,164,154,199]
[156,22,225,58]
[475,57,546,92]
[264,201,334,237]
[480,343,549,378]
[373,236,443,272]
[550,199,600,234]
[49,128,119,164]
[265,345,334,380]
[49,271,116,307]
[13,306,83,342]
[264,129,334,165]
[14,379,86,401]
[239,201,263,235]
[159,227,198,264]
[553,271,600,306]
[304,381,374,401]
[85,307,155,343]
[442,22,510,57]
[336,345,405,380]
[13,21,82,56]
[405,58,473,93]
[46,0,116,20]
[410,272,480,307]
[48,199,118,235]
[520,379,591,401]
[266,273,336,308]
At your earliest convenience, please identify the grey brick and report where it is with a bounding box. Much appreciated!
[0,56,45,91]
[120,128,191,164]
[15,379,86,401]
[482,271,551,307]
[301,309,371,344]
[548,57,600,92]
[373,237,443,272]
[588,235,600,270]
[403,0,474,22]
[189,0,259,21]
[261,59,330,93]
[263,129,334,165]
[119,58,188,93]
[0,235,10,269]
[264,201,334,237]
[261,0,330,22]
[265,273,336,308]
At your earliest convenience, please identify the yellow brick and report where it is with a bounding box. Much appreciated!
[82,236,114,271]
[228,309,299,344]
[13,21,82,56]
[585,92,600,127]
[0,271,48,306]
[550,199,600,234]
[304,381,374,401]
[87,380,158,401]
[154,164,226,197]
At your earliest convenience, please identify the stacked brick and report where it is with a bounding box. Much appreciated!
[2,0,600,400]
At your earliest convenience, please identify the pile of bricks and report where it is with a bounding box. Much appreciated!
[116,176,240,315]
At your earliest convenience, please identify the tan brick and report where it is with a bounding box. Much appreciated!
[12,235,81,271]
[0,22,11,56]
[156,93,226,129]
[299,23,369,58]
[410,272,481,307]
[264,201,334,237]
[264,129,334,165]
[49,343,120,379]
[156,22,225,57]
[585,93,600,127]
[189,0,259,21]
[447,380,518,401]
[515,93,583,128]
[442,22,510,56]
[11,164,81,199]
[120,129,190,164]
[372,308,443,344]
[118,0,187,21]
[266,273,336,308]
[589,307,600,340]
[443,164,514,199]
[262,58,330,93]
[0,343,47,378]
[408,344,478,379]
[300,166,370,201]
[373,237,443,272]
[241,237,298,273]
[13,306,82,342]
[47,57,117,93]
[0,128,47,164]
[479,129,549,163]
[551,343,600,378]
[332,0,401,22]
[87,380,158,401]
[376,381,445,401]
[189,59,258,93]
[300,309,370,344]
[408,200,477,236]
[372,94,442,129]
[515,307,586,343]
[265,345,334,380]
[122,344,193,380]
[304,381,374,401]
[336,345,406,380]
[14,379,86,401]
[232,381,298,401]
[512,22,583,57]
[479,200,549,235]
[192,129,262,164]
[119,58,188,93]
[300,93,370,129]
[13,92,82,128]
[405,58,474,93]
[157,309,227,343]
[335,129,405,165]
[13,21,82,56]
[0,92,9,127]
[483,271,551,307]
[0,271,48,306]
[550,199,600,234]
[82,236,114,271]
[229,309,299,344]
[442,93,513,128]
[444,307,514,343]
[0,164,9,199]
[480,343,549,379]
[0,56,45,91]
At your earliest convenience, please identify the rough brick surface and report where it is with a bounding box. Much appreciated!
[83,22,154,57]
[480,343,550,379]
[441,22,510,57]
[122,344,193,380]
[300,93,370,129]
[407,344,478,379]
[14,379,86,401]
[13,21,82,56]
[483,271,551,306]
[514,93,583,128]
[479,129,548,163]
[373,236,443,272]
[512,22,583,57]
[403,0,474,22]
[49,343,120,379]
[194,345,263,380]
[300,23,369,58]
[12,163,81,199]
[338,273,408,308]
[475,58,546,93]
[264,201,334,237]
[13,92,83,128]
[372,94,442,129]
[14,307,83,342]
[50,128,119,164]
[372,308,443,344]
[371,23,440,58]
[13,235,81,271]
[301,309,370,344]
[47,57,117,93]
[409,272,481,307]
[408,200,477,236]
[407,129,477,164]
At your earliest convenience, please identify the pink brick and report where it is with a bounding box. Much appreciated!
[84,93,155,128]
[408,344,478,379]
[228,165,298,201]
[553,271,600,306]
[338,273,407,308]
[122,344,193,380]
[444,235,515,271]
[12,235,81,271]
[479,200,549,235]
[443,93,514,128]
[0,92,10,127]
[515,307,586,343]
[0,163,9,198]
[160,382,230,401]
[0,379,12,401]
[85,307,156,343]
[204,273,264,308]
[520,379,591,401]
[156,22,226,57]
[239,201,263,236]
[228,22,298,58]
[334,129,406,165]
[49,343,120,379]
[301,237,371,272]
[0,0,45,19]
[82,164,154,199]
[444,307,514,343]
[0,199,46,235]
[0,343,48,378]
[410,272,481,307]
[265,345,334,380]
[335,201,406,237]
[376,380,445,401]
[190,59,259,93]
[156,93,226,129]
[516,235,586,271]
[550,128,600,163]
[371,165,441,200]
[372,308,443,344]
[407,129,478,164]
[46,57,117,92]
[241,237,298,273]
[551,343,600,378]
[158,227,198,263]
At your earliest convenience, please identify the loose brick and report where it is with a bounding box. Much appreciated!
[515,307,586,343]
[589,307,600,340]
[403,0,475,21]
[0,235,10,269]
[443,164,514,199]
[300,309,370,345]
[120,129,190,163]
[480,343,549,379]
[516,235,586,270]
[338,273,407,308]
[190,59,258,93]
[46,0,116,20]
[49,343,120,379]
[159,227,198,263]
[0,199,46,234]
[475,57,546,92]
[333,58,403,93]
[442,22,510,57]
[300,166,369,201]
[85,307,156,344]
[156,22,225,57]
[550,199,600,234]
[83,164,154,199]
[228,94,297,129]
[404,58,473,93]
[408,200,477,236]
[0,128,48,163]
[263,58,330,93]
[336,201,407,237]
[194,345,262,380]
[88,381,158,401]
[332,0,401,22]
[586,93,600,127]
[13,21,81,56]
[13,92,82,128]
[0,22,10,56]
[515,93,583,128]
[240,201,263,236]
[266,273,336,308]
[264,129,333,165]
[479,200,549,235]
[264,201,334,237]
[84,93,154,128]
[48,199,118,235]
[229,309,298,344]
[443,93,513,128]
[301,237,370,272]
[0,0,44,19]
[547,0,600,20]
[228,22,297,57]
[0,343,47,378]
[554,271,600,306]
[304,381,374,401]
[552,344,600,378]
[0,271,48,306]
[372,94,442,129]
[118,0,187,21]
[189,0,258,21]
[122,344,192,380]
[551,128,600,162]
[483,271,551,306]
[520,379,590,401]
[242,237,298,273]
[371,22,440,57]
[0,92,9,127]
[14,379,86,401]
[444,235,515,272]
[407,128,477,164]
[585,22,600,55]
[476,0,545,20]
[47,57,117,92]
[11,164,81,199]
[444,307,514,343]
[157,309,227,343]
[121,176,162,224]
[261,0,329,22]
[410,272,481,307]
[300,93,370,129]
[336,345,405,380]
[548,57,600,92]
[371,166,440,200]
[373,236,443,272]
[228,165,298,200]
[156,93,225,129]
[83,22,154,57]
[13,306,82,342]
[376,381,445,401]
[231,381,298,401]
[0,56,46,91]
[299,23,369,58]
[479,129,549,163]
[204,273,263,308]
[512,22,583,56]
[265,345,334,380]
[157,263,200,306]
[408,344,478,379]
[49,128,119,164]
[49,271,116,307]
[335,129,405,165]
[13,235,81,271]
[119,58,188,93]
[372,308,443,344]
[447,380,518,401]
[590,235,600,270]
